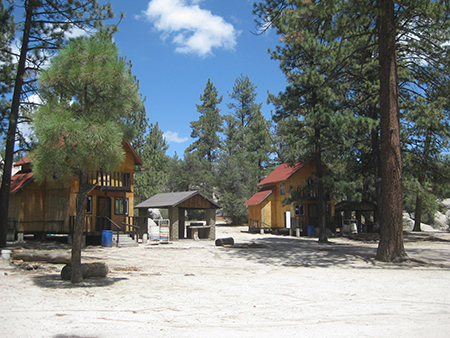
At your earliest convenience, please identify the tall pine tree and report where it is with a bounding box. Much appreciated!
[0,0,114,248]
[33,33,144,283]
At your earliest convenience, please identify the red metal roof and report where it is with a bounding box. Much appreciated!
[10,171,34,193]
[258,162,306,186]
[14,153,32,166]
[244,186,275,206]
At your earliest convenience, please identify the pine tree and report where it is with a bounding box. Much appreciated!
[254,0,450,259]
[255,0,373,243]
[0,0,114,248]
[187,79,223,167]
[32,33,144,283]
[218,74,273,223]
[134,123,170,204]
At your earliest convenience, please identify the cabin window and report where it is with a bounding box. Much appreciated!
[294,204,305,216]
[76,196,92,214]
[115,197,128,215]
[280,182,286,195]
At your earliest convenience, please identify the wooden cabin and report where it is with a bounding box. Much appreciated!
[7,142,143,239]
[244,160,335,234]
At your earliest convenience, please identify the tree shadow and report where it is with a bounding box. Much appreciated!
[32,274,128,289]
[53,335,98,338]
[222,236,450,269]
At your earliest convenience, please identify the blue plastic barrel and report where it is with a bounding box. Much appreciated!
[307,225,315,237]
[101,230,113,247]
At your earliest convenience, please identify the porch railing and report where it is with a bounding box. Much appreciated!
[88,170,131,190]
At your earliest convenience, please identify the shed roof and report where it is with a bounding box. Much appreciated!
[258,162,307,186]
[244,186,275,206]
[135,190,220,209]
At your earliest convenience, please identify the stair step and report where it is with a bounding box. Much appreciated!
[113,234,139,247]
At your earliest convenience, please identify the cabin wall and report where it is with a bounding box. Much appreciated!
[9,143,139,235]
[251,162,335,229]
[10,180,71,233]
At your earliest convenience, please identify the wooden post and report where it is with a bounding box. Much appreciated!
[205,209,216,240]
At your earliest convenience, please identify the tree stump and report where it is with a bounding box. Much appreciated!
[61,262,109,281]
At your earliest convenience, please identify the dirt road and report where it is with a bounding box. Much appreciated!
[1,226,449,337]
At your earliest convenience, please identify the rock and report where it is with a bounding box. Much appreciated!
[61,263,109,281]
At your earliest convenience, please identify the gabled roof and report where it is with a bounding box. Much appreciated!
[10,171,34,193]
[258,162,307,186]
[123,141,143,166]
[244,186,275,206]
[14,153,32,166]
[135,190,220,209]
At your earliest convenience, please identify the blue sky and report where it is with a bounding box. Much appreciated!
[102,0,287,156]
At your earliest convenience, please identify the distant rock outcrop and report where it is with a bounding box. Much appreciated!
[403,198,450,232]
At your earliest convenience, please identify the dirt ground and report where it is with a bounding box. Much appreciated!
[1,226,450,338]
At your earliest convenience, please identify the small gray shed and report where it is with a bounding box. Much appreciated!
[135,191,220,241]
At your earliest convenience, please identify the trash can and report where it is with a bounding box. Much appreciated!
[307,225,315,237]
[1,249,12,261]
[101,230,113,247]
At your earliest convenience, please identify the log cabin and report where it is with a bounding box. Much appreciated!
[244,160,335,235]
[7,141,144,240]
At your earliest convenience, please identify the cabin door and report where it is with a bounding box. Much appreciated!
[97,197,111,231]
[308,204,318,226]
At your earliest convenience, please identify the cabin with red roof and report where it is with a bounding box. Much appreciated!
[244,160,334,234]
[7,142,144,241]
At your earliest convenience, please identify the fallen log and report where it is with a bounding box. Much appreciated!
[215,237,234,246]
[61,263,109,281]
[13,250,71,264]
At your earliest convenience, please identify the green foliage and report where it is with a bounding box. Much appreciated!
[33,33,143,183]
[134,123,170,204]
[0,0,14,137]
[217,74,274,223]
[187,79,223,164]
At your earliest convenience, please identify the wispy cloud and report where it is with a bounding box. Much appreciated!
[163,131,189,143]
[143,0,238,57]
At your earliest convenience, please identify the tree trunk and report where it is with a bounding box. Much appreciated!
[315,128,328,243]
[71,170,89,284]
[376,0,406,261]
[413,130,431,232]
[0,3,34,248]
[412,174,424,232]
[372,125,382,225]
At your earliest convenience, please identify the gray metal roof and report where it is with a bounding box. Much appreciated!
[134,190,220,209]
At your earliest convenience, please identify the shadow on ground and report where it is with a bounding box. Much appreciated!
[222,235,450,269]
[32,274,128,289]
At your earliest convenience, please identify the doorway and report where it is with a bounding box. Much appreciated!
[97,197,111,231]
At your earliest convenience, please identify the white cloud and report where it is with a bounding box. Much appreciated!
[163,131,189,143]
[143,0,238,57]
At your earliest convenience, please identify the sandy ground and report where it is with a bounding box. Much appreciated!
[1,226,450,338]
